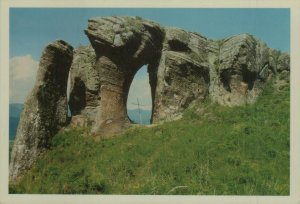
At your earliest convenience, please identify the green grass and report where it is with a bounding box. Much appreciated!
[9,82,290,195]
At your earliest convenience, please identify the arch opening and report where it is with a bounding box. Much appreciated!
[126,65,152,125]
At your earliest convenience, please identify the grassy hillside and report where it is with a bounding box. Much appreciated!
[9,81,289,195]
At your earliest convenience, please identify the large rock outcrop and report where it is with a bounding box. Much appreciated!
[69,16,290,133]
[9,40,73,182]
[10,16,290,181]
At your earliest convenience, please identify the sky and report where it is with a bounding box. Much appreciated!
[9,8,290,110]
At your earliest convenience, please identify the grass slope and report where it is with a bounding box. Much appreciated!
[10,82,290,195]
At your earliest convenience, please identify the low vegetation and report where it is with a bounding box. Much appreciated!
[10,81,289,195]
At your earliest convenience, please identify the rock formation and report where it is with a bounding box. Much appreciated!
[71,16,164,136]
[70,16,289,128]
[10,16,290,181]
[68,45,97,127]
[209,34,271,106]
[9,40,73,182]
[152,28,211,122]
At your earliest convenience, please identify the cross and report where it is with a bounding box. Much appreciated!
[131,98,151,124]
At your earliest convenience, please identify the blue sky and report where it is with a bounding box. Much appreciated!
[9,8,290,105]
[10,8,290,60]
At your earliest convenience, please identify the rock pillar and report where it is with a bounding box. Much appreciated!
[9,40,73,182]
[79,16,164,137]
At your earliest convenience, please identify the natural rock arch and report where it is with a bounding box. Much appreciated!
[69,16,164,137]
[9,16,290,182]
[68,17,290,135]
[126,65,153,124]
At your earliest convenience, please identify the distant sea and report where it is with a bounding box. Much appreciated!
[9,104,151,140]
[127,109,152,124]
[9,103,23,141]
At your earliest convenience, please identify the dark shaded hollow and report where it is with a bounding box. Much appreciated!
[69,77,87,115]
[168,39,191,52]
[220,70,232,92]
[220,66,257,92]
[241,65,257,90]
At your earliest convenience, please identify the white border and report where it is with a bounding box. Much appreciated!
[1,0,299,204]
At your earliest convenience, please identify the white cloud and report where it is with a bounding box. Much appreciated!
[127,76,152,111]
[10,55,39,103]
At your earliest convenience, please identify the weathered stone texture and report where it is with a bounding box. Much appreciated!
[9,16,291,184]
[10,16,290,183]
[82,16,164,136]
[152,28,210,122]
[9,40,73,182]
[69,45,98,124]
[209,34,276,106]
[71,16,290,129]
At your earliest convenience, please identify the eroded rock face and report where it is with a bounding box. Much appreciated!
[70,16,290,131]
[152,28,210,122]
[69,45,98,124]
[81,16,164,136]
[9,40,73,182]
[9,16,290,183]
[209,34,273,106]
